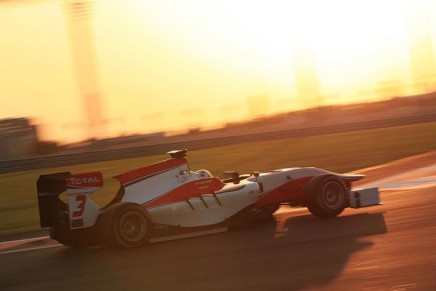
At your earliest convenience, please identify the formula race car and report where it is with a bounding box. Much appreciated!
[37,149,381,249]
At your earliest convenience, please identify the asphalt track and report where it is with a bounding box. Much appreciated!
[1,153,436,290]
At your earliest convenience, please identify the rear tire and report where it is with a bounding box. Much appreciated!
[306,176,347,218]
[102,203,151,249]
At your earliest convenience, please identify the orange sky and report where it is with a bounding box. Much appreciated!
[1,0,436,143]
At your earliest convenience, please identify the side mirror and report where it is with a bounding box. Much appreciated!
[224,171,240,184]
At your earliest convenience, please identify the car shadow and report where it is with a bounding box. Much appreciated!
[38,211,387,291]
[242,211,388,290]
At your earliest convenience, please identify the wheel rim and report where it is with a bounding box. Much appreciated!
[118,211,147,242]
[320,181,345,210]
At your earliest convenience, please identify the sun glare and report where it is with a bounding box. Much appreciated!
[89,0,436,139]
[131,0,415,102]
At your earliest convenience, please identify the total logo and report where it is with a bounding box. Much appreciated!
[68,172,103,187]
[69,177,101,185]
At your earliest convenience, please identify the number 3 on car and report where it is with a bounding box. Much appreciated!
[66,172,102,229]
[71,194,86,217]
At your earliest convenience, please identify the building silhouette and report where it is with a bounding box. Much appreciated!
[0,118,39,160]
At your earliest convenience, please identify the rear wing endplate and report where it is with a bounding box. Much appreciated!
[36,172,70,227]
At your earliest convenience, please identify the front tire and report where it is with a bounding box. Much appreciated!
[306,176,347,218]
[102,203,151,249]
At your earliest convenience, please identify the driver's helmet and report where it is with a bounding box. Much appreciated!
[196,169,212,178]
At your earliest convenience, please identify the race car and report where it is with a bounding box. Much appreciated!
[36,149,381,249]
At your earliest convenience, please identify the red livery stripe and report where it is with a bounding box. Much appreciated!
[114,158,188,186]
[144,177,225,208]
[255,176,311,207]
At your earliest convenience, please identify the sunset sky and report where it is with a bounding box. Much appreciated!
[1,0,436,143]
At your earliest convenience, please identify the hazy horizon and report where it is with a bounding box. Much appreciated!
[1,0,436,142]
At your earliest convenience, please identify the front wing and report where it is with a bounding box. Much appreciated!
[349,187,382,208]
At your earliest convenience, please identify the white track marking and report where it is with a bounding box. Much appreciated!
[0,244,62,255]
[358,163,436,190]
[0,236,50,246]
[0,236,62,255]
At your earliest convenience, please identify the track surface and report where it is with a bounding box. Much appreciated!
[1,153,436,290]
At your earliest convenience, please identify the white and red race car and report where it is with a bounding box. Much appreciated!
[37,149,381,249]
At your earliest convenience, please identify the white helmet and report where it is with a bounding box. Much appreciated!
[196,169,212,178]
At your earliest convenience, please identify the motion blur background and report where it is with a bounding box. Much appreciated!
[1,0,436,157]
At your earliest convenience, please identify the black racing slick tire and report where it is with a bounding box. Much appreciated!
[101,203,151,249]
[306,175,347,218]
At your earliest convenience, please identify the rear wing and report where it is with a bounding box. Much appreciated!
[37,171,103,229]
